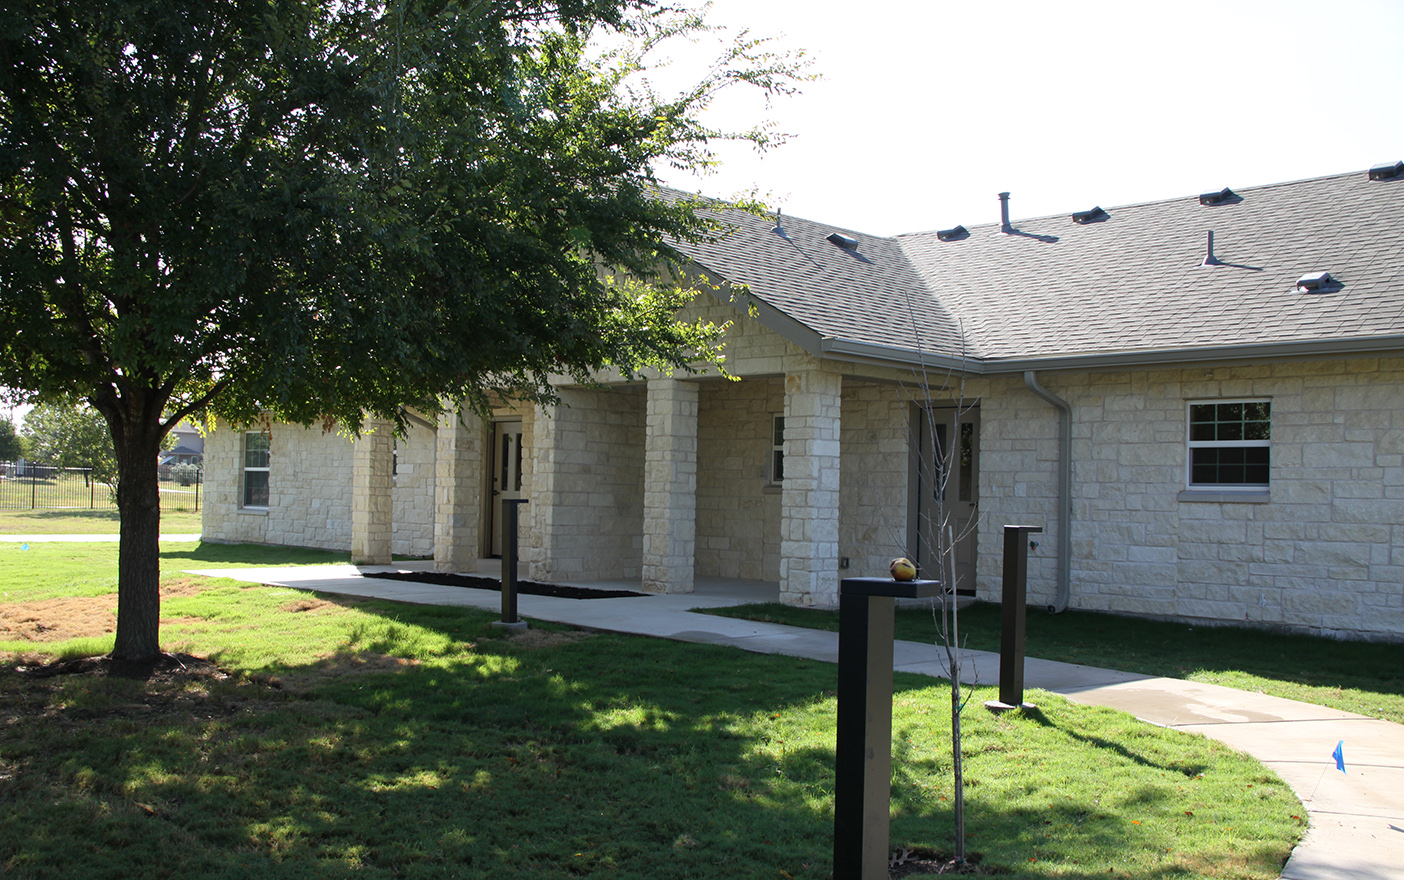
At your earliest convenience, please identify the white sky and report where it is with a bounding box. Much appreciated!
[7,0,1402,430]
[656,0,1404,235]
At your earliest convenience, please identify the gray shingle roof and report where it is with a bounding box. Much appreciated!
[681,201,965,357]
[676,169,1404,371]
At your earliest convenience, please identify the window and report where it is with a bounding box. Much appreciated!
[770,415,785,484]
[242,431,270,507]
[1187,400,1270,488]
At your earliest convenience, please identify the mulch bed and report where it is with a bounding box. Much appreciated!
[888,848,1000,876]
[372,570,646,600]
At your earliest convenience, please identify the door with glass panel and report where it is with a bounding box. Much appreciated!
[916,406,980,595]
[489,421,525,557]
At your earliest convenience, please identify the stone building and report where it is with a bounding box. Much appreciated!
[203,165,1404,640]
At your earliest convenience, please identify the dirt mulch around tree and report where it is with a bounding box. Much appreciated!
[887,848,1002,876]
[0,579,210,646]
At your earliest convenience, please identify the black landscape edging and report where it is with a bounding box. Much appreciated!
[372,570,647,600]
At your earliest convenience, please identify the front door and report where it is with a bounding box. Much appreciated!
[490,421,525,557]
[915,406,980,594]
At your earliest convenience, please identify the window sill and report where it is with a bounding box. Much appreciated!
[237,507,270,516]
[762,484,783,495]
[1177,489,1270,504]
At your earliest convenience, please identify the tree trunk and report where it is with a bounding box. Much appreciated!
[111,417,164,664]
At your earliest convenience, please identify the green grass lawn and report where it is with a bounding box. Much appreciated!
[701,602,1404,725]
[0,544,1303,878]
[0,507,204,535]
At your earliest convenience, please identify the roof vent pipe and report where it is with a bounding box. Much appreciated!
[998,192,1012,233]
[1202,230,1222,266]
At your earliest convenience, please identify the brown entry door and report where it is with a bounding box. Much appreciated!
[916,406,979,594]
[490,421,524,557]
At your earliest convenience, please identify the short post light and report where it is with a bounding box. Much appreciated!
[833,573,942,880]
[494,498,530,631]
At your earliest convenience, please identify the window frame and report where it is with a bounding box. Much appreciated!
[241,430,271,509]
[769,414,785,486]
[1184,398,1271,493]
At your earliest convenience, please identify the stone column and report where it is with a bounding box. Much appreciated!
[529,399,581,583]
[351,419,394,565]
[434,409,484,572]
[642,378,699,593]
[781,368,842,606]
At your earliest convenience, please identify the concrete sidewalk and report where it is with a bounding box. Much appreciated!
[187,562,1404,880]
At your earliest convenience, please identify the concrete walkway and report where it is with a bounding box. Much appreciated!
[184,562,1404,880]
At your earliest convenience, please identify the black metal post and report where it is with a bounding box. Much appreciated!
[835,577,941,880]
[497,498,530,629]
[995,525,1042,710]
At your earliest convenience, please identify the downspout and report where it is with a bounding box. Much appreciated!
[1023,371,1072,612]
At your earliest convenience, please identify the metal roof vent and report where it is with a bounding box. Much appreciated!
[1071,206,1108,224]
[936,225,968,242]
[1368,160,1404,181]
[1199,187,1237,206]
[1296,271,1338,293]
[826,232,859,251]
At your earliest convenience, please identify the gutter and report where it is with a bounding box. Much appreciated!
[811,334,1404,375]
[1023,371,1072,613]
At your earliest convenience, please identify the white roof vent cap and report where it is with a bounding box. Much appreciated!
[1368,160,1403,181]
[1296,271,1337,292]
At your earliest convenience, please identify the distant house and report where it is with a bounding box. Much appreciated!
[203,165,1404,641]
[161,422,204,467]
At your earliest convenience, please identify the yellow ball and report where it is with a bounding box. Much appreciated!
[889,557,918,581]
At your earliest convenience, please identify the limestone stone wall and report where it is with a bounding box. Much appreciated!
[695,377,784,581]
[203,419,435,556]
[528,385,645,582]
[839,382,914,579]
[977,357,1404,640]
[200,422,272,546]
[202,421,355,551]
[392,422,436,557]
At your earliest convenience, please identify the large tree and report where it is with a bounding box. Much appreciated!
[0,414,20,460]
[20,401,120,493]
[0,0,802,664]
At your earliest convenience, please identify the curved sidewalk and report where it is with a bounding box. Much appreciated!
[186,563,1404,880]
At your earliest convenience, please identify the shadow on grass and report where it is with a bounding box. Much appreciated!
[2,590,1301,880]
[159,541,350,567]
[1,507,121,522]
[704,601,1404,719]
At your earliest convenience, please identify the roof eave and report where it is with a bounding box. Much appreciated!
[813,334,1404,375]
[978,335,1404,374]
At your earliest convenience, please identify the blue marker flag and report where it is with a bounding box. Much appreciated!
[19,543,28,551]
[1332,740,1346,773]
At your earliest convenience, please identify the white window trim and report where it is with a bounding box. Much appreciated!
[1182,398,1270,497]
[241,431,270,509]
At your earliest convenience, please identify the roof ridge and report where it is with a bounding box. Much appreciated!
[895,168,1378,239]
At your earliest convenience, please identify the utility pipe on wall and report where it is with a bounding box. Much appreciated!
[1023,371,1072,613]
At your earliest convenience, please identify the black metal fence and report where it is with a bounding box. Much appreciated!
[0,462,201,512]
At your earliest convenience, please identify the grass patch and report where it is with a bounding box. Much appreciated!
[1,558,1301,878]
[702,602,1404,724]
[0,507,203,535]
